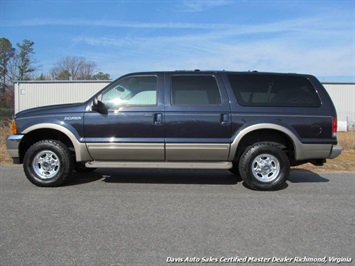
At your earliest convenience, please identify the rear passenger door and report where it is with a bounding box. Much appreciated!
[164,73,231,161]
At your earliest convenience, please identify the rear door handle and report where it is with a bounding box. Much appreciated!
[154,113,163,125]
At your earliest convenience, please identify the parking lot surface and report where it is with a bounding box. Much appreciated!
[0,166,354,265]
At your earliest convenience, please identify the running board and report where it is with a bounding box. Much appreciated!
[85,161,232,169]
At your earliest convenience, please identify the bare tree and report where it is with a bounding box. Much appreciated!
[35,73,52,80]
[51,56,97,80]
[0,38,15,93]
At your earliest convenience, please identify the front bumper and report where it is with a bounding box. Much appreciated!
[328,145,343,159]
[6,135,24,163]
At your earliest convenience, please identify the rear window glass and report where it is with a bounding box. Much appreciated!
[228,74,321,107]
[171,76,221,106]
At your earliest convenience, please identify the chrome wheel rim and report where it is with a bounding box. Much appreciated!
[32,150,60,180]
[252,153,280,182]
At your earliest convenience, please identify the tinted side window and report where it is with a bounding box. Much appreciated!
[228,74,321,107]
[102,76,157,109]
[171,76,221,106]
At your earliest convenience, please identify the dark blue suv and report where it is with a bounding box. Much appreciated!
[7,71,342,190]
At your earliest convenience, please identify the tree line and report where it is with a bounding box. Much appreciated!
[0,37,110,94]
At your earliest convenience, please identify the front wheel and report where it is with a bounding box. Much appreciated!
[239,142,290,190]
[23,140,73,187]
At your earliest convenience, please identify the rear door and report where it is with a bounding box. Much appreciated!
[164,73,231,161]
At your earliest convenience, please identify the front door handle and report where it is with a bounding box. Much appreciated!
[220,113,230,125]
[154,113,163,125]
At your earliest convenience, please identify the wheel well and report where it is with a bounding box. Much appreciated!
[19,129,74,163]
[234,129,295,162]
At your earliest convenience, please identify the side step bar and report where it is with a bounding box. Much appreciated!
[86,161,232,169]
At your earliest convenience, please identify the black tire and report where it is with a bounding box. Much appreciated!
[73,162,96,173]
[23,140,73,187]
[239,142,290,191]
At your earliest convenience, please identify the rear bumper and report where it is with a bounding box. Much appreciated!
[6,135,24,164]
[328,145,342,159]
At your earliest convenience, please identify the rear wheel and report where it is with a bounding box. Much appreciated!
[239,142,289,190]
[23,140,73,187]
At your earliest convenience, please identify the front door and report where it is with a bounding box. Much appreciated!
[83,74,165,161]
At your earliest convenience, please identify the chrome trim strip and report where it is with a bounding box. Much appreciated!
[83,137,165,143]
[232,114,331,118]
[86,143,164,161]
[166,143,230,161]
[86,161,232,169]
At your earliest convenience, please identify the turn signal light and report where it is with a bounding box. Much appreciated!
[11,120,17,135]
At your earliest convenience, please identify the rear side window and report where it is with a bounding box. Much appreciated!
[228,74,321,107]
[171,76,221,106]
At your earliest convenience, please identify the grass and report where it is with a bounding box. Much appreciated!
[0,120,13,164]
[337,131,355,150]
[0,121,354,172]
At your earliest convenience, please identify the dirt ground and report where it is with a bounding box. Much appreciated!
[294,150,355,172]
[299,132,354,172]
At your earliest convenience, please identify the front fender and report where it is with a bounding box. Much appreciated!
[22,123,91,162]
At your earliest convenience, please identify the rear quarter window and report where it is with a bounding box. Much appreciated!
[228,74,321,107]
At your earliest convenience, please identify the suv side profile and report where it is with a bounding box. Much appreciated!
[7,71,342,190]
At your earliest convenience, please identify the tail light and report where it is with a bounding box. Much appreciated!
[332,117,337,138]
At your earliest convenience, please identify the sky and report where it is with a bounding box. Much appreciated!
[0,0,354,82]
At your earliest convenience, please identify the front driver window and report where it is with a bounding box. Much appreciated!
[102,76,157,109]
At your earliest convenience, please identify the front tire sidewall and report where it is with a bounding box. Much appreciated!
[239,143,289,190]
[24,140,72,187]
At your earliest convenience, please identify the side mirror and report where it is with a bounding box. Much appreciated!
[92,97,108,114]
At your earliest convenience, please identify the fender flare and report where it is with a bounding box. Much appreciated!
[228,123,300,161]
[22,123,92,161]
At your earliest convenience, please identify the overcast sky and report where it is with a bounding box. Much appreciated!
[1,0,354,82]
